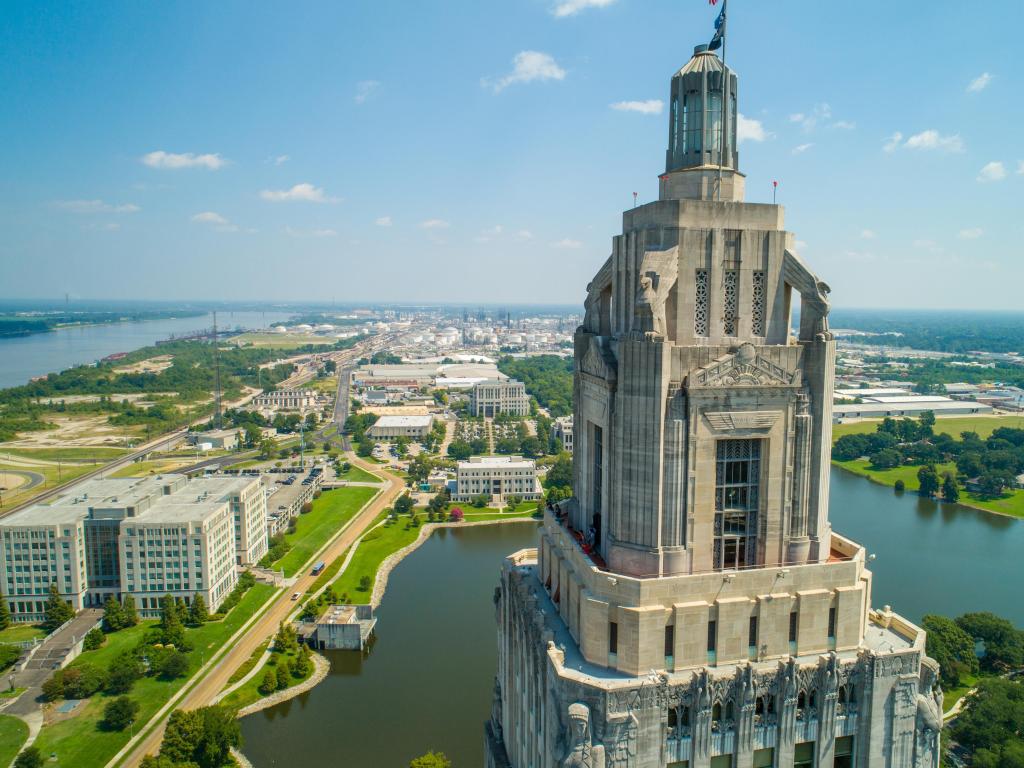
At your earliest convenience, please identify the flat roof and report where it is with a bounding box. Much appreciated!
[459,455,535,469]
[372,414,433,427]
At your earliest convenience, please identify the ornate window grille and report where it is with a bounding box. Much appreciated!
[694,269,709,336]
[714,439,761,569]
[722,269,739,336]
[752,270,766,336]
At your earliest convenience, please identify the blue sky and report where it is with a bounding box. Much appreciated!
[1,0,1021,309]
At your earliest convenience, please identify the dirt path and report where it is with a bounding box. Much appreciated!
[114,453,404,767]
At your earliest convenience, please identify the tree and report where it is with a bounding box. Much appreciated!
[446,440,472,460]
[121,595,139,627]
[868,448,902,470]
[102,695,140,731]
[449,507,464,523]
[160,705,240,768]
[917,465,940,498]
[43,583,74,632]
[922,614,979,687]
[160,709,204,764]
[84,627,105,651]
[188,595,209,626]
[950,677,1024,765]
[942,472,961,503]
[157,650,189,680]
[258,667,278,695]
[471,493,489,508]
[978,473,1009,499]
[0,590,10,631]
[956,612,1024,672]
[259,436,279,460]
[393,493,414,515]
[103,595,126,631]
[409,751,453,768]
[894,479,906,493]
[41,673,64,702]
[832,434,871,462]
[159,594,190,650]
[13,747,43,768]
[546,452,573,491]
[358,575,372,592]
[275,657,291,689]
[275,621,298,654]
[243,422,263,449]
[293,644,313,678]
[62,662,107,698]
[394,436,410,457]
[107,651,144,694]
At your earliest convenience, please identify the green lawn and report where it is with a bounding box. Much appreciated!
[832,414,1024,443]
[339,465,381,483]
[0,461,95,508]
[273,485,378,577]
[33,583,275,768]
[332,516,422,604]
[217,646,315,713]
[225,640,270,686]
[943,673,980,713]
[834,459,958,492]
[0,624,46,644]
[0,446,129,463]
[0,714,28,766]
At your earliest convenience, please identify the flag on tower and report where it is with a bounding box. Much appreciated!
[708,0,727,51]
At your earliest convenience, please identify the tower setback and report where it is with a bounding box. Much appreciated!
[485,43,941,768]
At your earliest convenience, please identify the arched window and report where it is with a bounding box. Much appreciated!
[838,685,847,705]
[755,697,764,716]
[797,691,806,710]
[725,701,734,721]
[680,706,691,727]
[667,707,678,729]
[712,702,722,727]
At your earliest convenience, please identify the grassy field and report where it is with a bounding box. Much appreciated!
[339,465,381,483]
[33,583,275,768]
[0,624,46,644]
[834,459,958,492]
[225,640,270,687]
[233,333,335,349]
[833,414,1024,442]
[942,672,980,713]
[0,446,129,463]
[0,460,95,508]
[273,485,378,577]
[0,715,28,766]
[109,457,196,478]
[217,645,315,712]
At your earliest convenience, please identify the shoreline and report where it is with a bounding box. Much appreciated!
[832,461,1023,521]
[233,651,330,719]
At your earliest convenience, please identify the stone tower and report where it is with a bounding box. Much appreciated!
[486,43,942,768]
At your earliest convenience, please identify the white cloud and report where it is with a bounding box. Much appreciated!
[516,229,534,240]
[269,154,290,166]
[737,114,768,143]
[552,0,615,17]
[551,238,582,249]
[903,130,964,153]
[789,103,831,132]
[420,219,450,229]
[832,120,856,130]
[610,100,663,115]
[55,199,139,214]
[967,72,992,93]
[791,143,813,155]
[883,131,903,153]
[354,80,380,104]
[375,216,393,227]
[260,183,338,203]
[191,211,238,232]
[860,229,876,240]
[141,151,226,170]
[977,161,1007,182]
[485,51,566,93]
[285,226,337,238]
[958,228,984,239]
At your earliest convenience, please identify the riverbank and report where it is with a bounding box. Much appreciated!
[832,459,1024,520]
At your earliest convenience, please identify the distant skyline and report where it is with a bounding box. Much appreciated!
[2,1,1022,309]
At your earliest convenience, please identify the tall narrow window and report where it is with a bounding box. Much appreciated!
[665,624,675,662]
[828,607,837,641]
[714,440,761,570]
[748,616,758,656]
[694,269,709,336]
[591,424,603,547]
[609,621,618,655]
[751,270,766,336]
[789,610,799,653]
[707,620,717,652]
[722,270,738,336]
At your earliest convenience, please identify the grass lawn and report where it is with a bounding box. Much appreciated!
[0,624,46,644]
[110,457,195,478]
[0,461,94,508]
[233,333,335,349]
[0,687,26,699]
[942,672,980,713]
[833,459,958,492]
[957,488,1024,519]
[0,446,129,463]
[218,646,315,712]
[332,516,422,604]
[339,465,381,483]
[225,641,270,687]
[0,714,28,766]
[273,486,378,577]
[832,414,1024,443]
[33,583,275,768]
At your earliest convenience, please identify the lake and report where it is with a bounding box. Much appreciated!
[239,469,1023,766]
[0,310,292,389]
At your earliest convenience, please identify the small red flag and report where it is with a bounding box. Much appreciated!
[773,180,778,188]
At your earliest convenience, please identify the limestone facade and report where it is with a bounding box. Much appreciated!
[485,44,941,768]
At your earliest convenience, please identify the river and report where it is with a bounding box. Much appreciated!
[238,471,1023,767]
[0,310,292,389]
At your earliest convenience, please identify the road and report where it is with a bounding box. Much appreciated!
[118,452,405,767]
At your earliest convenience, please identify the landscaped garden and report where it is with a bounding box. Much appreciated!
[217,623,316,712]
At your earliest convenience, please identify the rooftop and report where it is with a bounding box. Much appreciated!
[372,414,433,427]
[459,455,535,469]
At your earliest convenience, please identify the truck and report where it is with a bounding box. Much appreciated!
[311,561,326,576]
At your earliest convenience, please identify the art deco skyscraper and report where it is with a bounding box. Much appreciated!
[486,41,942,768]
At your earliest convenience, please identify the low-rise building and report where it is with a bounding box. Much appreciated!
[550,415,573,453]
[453,455,541,503]
[251,388,320,415]
[305,604,376,650]
[0,474,268,621]
[186,429,239,451]
[367,414,434,439]
[469,379,529,417]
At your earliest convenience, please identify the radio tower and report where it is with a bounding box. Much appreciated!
[212,311,223,430]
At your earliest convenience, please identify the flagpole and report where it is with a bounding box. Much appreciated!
[718,0,728,202]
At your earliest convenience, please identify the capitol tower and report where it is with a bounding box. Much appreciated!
[485,30,943,768]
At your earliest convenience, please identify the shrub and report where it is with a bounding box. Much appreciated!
[258,667,277,695]
[41,673,64,702]
[301,502,313,514]
[275,657,291,689]
[894,479,905,492]
[62,662,107,698]
[449,507,464,523]
[0,644,21,671]
[14,747,43,768]
[358,575,372,592]
[84,627,105,651]
[471,494,489,508]
[107,651,144,694]
[157,650,189,680]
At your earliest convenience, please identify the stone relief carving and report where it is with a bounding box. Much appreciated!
[783,249,833,341]
[703,410,781,432]
[561,702,607,768]
[580,336,617,382]
[691,343,799,388]
[632,247,679,337]
[583,256,613,334]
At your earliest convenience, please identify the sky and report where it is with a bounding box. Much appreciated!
[1,0,1022,309]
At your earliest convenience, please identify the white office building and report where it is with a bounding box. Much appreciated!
[0,474,267,621]
[550,415,574,453]
[454,456,541,503]
[469,379,529,417]
[367,414,434,439]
